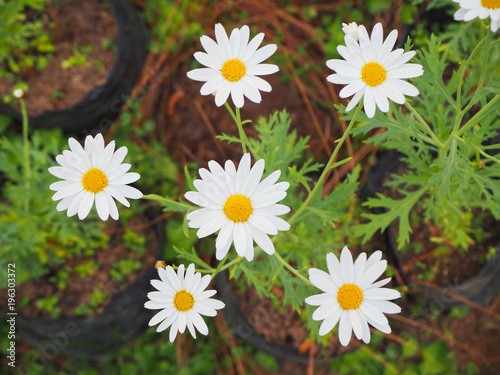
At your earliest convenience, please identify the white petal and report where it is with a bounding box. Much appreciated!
[350,309,364,340]
[390,79,420,97]
[309,268,338,293]
[338,310,353,346]
[364,287,401,300]
[246,63,279,76]
[215,80,231,106]
[233,222,248,257]
[215,221,235,260]
[67,190,87,217]
[318,307,342,336]
[240,32,265,62]
[359,260,387,289]
[373,87,390,113]
[169,320,179,342]
[200,77,224,95]
[193,52,223,70]
[244,45,277,66]
[312,301,339,321]
[187,67,221,82]
[326,252,343,287]
[214,23,231,60]
[230,83,245,108]
[249,226,275,255]
[378,29,398,61]
[156,311,178,332]
[95,192,110,221]
[51,183,84,201]
[190,311,209,336]
[363,86,377,118]
[78,192,94,220]
[200,35,225,64]
[345,86,365,111]
[305,293,329,306]
[244,75,272,92]
[108,184,143,200]
[340,247,355,284]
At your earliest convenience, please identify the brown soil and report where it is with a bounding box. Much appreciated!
[0,212,160,318]
[0,0,117,116]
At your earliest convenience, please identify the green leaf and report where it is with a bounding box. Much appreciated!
[354,187,427,249]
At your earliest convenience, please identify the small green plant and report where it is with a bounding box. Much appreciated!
[50,89,65,101]
[0,0,54,74]
[74,285,107,316]
[0,100,108,285]
[74,260,98,278]
[61,45,93,69]
[35,295,61,318]
[110,259,143,284]
[123,229,146,257]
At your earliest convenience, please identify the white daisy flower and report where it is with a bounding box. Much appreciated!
[186,23,279,108]
[326,22,424,118]
[48,133,142,221]
[184,153,290,261]
[145,263,225,342]
[453,0,500,32]
[342,22,360,41]
[305,247,401,346]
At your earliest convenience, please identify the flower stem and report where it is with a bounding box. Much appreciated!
[20,98,31,213]
[209,256,243,278]
[289,103,362,225]
[224,103,249,153]
[273,251,312,286]
[404,101,443,149]
[142,194,194,212]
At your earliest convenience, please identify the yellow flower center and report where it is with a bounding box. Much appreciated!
[337,283,363,310]
[173,290,195,312]
[481,0,500,9]
[221,58,246,82]
[361,62,387,87]
[82,168,108,193]
[223,194,253,222]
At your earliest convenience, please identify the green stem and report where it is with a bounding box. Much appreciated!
[454,134,500,165]
[209,256,242,278]
[289,103,362,225]
[404,101,443,149]
[445,32,491,149]
[224,103,249,153]
[20,98,31,213]
[273,251,312,286]
[455,95,500,138]
[142,194,194,211]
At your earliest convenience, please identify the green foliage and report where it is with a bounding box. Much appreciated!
[74,286,107,317]
[110,259,143,283]
[35,295,61,318]
[0,0,54,86]
[0,128,108,284]
[123,229,147,257]
[61,45,93,69]
[351,29,500,251]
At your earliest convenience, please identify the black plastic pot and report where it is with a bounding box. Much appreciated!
[364,150,500,309]
[0,0,149,135]
[215,272,310,364]
[9,205,163,365]
[214,272,340,365]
